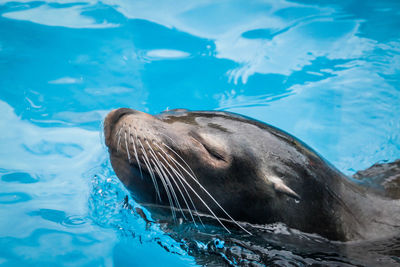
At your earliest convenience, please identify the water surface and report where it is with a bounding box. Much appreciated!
[0,0,399,266]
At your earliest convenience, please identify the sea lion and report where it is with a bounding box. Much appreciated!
[103,108,400,241]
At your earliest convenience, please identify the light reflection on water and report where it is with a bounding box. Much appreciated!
[0,0,399,266]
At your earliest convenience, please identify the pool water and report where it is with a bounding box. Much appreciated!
[0,0,399,266]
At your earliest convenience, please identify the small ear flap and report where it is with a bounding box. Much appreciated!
[269,176,301,200]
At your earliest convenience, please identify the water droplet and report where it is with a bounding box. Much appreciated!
[214,238,225,249]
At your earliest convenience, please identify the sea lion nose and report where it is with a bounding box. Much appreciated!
[104,108,157,147]
[109,108,139,122]
[104,108,138,147]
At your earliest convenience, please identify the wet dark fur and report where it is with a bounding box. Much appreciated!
[104,108,400,241]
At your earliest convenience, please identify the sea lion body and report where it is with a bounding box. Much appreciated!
[104,108,400,241]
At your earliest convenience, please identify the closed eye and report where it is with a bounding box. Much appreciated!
[202,142,226,162]
[189,131,227,162]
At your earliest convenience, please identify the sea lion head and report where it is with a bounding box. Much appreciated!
[104,108,304,232]
[103,108,400,241]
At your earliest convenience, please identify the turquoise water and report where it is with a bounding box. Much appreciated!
[0,0,400,266]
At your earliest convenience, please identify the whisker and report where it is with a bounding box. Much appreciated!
[138,139,161,202]
[164,160,232,233]
[164,144,198,181]
[160,162,191,221]
[131,132,249,234]
[133,129,144,180]
[114,125,123,138]
[116,128,122,152]
[152,133,197,180]
[151,158,177,222]
[162,144,251,235]
[141,155,162,202]
[154,145,203,226]
[152,142,230,232]
[146,140,186,219]
[124,131,131,163]
[157,152,199,226]
[130,135,143,180]
[145,134,201,225]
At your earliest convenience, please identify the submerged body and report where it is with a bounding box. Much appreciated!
[104,108,400,241]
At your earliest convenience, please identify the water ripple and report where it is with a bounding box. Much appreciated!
[0,192,31,204]
[1,172,39,184]
[28,209,86,228]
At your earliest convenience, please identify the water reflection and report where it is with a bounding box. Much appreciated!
[0,99,108,261]
[0,228,110,266]
[144,49,191,60]
[107,0,377,82]
[2,3,117,28]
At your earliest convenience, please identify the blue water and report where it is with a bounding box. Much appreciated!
[0,0,399,266]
